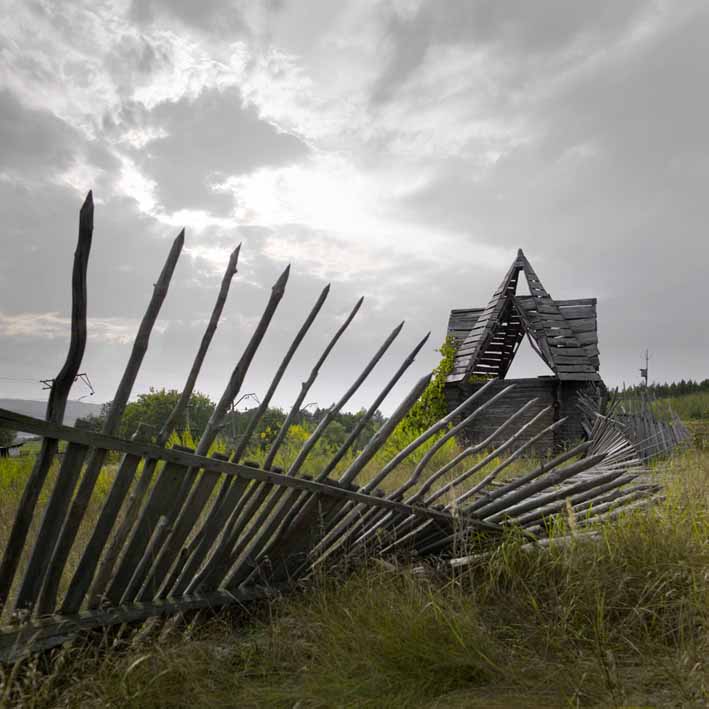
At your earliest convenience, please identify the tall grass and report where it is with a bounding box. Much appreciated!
[659,391,709,421]
[1,446,707,708]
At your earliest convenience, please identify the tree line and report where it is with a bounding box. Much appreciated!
[623,378,709,399]
[74,387,385,451]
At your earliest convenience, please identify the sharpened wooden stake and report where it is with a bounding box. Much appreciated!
[137,265,291,600]
[408,395,539,503]
[81,244,240,611]
[264,296,364,471]
[320,332,431,482]
[0,192,93,614]
[232,283,331,463]
[187,296,365,594]
[169,284,332,595]
[25,229,184,616]
[219,320,407,590]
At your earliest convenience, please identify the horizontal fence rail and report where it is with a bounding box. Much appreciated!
[0,194,666,662]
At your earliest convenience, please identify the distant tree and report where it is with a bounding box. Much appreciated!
[75,402,111,434]
[120,389,215,442]
[0,426,16,447]
[75,389,215,442]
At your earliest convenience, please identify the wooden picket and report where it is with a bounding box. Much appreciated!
[0,193,663,662]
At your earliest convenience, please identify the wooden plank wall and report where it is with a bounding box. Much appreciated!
[445,378,557,452]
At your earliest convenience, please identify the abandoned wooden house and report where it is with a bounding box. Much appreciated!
[444,249,604,452]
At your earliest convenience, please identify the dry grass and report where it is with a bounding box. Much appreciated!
[1,445,707,708]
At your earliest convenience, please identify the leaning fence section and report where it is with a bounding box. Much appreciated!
[578,387,690,461]
[0,193,665,662]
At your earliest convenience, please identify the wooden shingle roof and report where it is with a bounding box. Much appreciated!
[446,250,600,384]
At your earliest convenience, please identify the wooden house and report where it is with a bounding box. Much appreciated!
[444,249,604,452]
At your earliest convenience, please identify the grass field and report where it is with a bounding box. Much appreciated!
[659,391,709,422]
[0,411,707,707]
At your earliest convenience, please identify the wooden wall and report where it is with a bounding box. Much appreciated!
[444,377,592,454]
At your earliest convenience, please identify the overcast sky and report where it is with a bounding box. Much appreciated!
[1,0,707,416]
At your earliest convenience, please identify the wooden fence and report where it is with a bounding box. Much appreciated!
[0,193,661,662]
[578,388,690,461]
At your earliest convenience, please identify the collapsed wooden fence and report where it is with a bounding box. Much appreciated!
[578,388,690,462]
[0,193,662,662]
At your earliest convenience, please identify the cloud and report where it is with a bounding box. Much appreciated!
[0,312,167,344]
[1,0,707,412]
[131,86,310,212]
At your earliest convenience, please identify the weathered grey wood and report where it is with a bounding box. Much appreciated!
[195,264,290,462]
[0,586,276,664]
[225,487,312,589]
[124,516,171,605]
[35,230,185,616]
[307,502,390,569]
[295,374,433,561]
[363,379,499,495]
[292,320,405,481]
[13,443,89,614]
[263,295,364,471]
[0,192,93,613]
[409,397,541,503]
[220,320,408,586]
[263,351,434,573]
[156,452,231,597]
[252,489,348,586]
[302,382,520,552]
[163,244,241,445]
[137,456,225,602]
[485,467,626,523]
[232,283,330,463]
[88,247,241,608]
[0,409,463,528]
[178,284,332,588]
[398,388,524,500]
[450,415,572,507]
[138,267,291,600]
[180,290,352,595]
[425,407,556,506]
[106,453,195,606]
[338,373,432,491]
[465,441,592,513]
[168,472,251,597]
[319,332,431,482]
[197,295,364,584]
[58,453,142,614]
[517,474,642,528]
[473,452,609,521]
[571,486,658,524]
[557,372,601,381]
[188,480,277,593]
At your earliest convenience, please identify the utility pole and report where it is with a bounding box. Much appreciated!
[640,349,650,387]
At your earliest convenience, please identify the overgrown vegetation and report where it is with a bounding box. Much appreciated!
[2,372,708,707]
[74,387,386,451]
[620,380,709,421]
[395,336,457,440]
[1,447,706,708]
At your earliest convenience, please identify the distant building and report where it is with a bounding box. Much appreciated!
[444,249,605,452]
[0,441,24,458]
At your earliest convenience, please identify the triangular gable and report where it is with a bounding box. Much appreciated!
[446,250,600,383]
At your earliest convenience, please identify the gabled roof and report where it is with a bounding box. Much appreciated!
[446,249,600,384]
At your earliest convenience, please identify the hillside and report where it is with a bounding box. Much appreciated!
[0,398,104,428]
